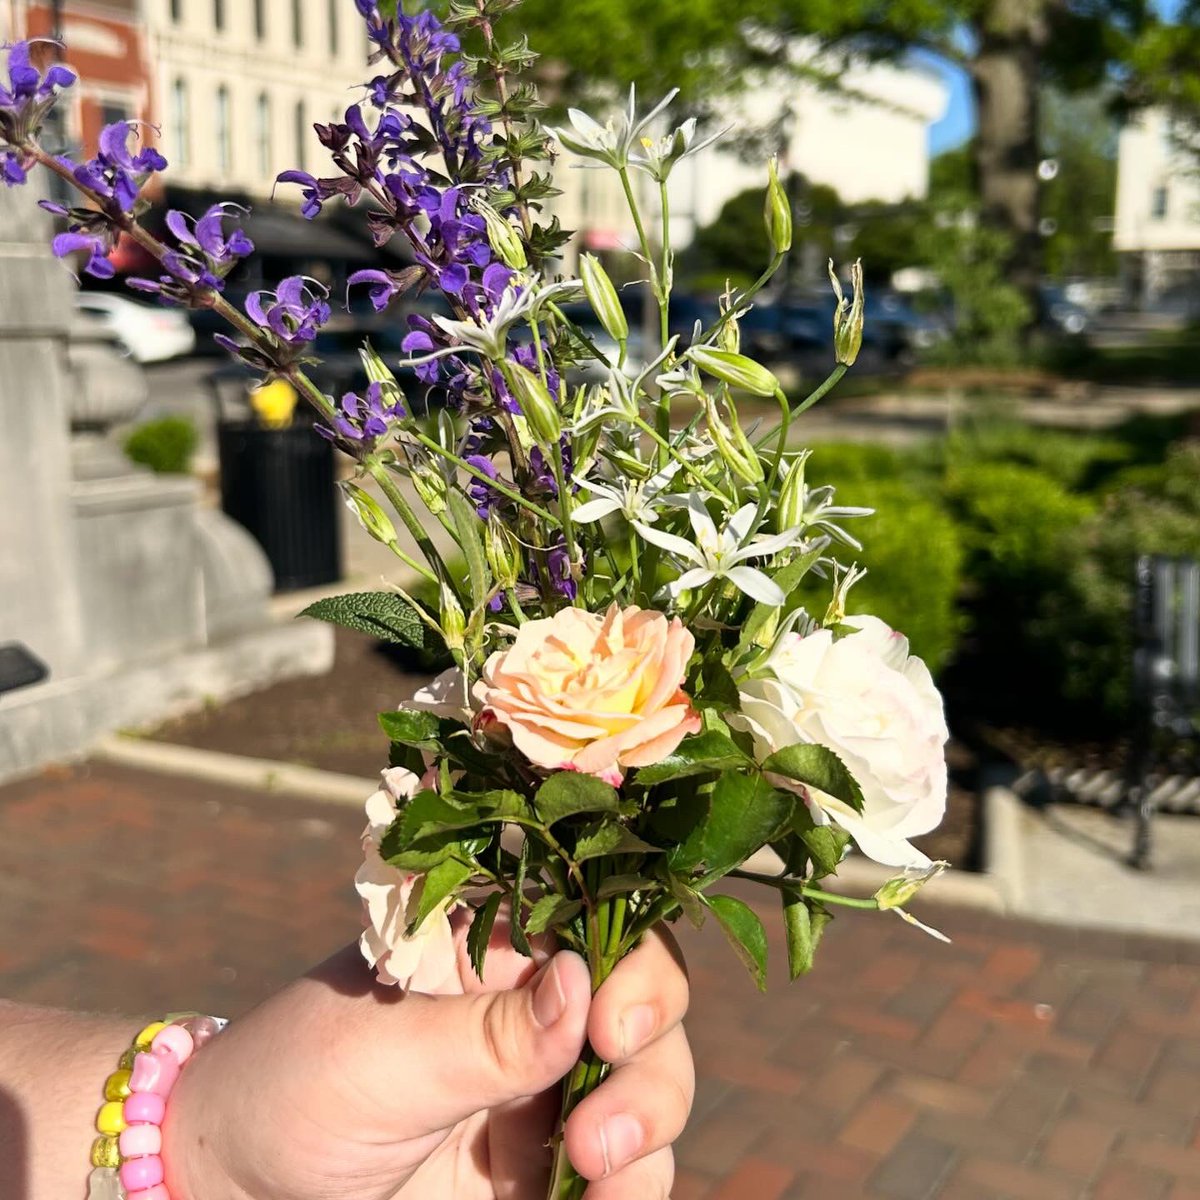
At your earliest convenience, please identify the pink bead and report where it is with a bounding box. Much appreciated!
[119,1124,162,1157]
[151,1024,193,1065]
[119,1156,164,1190]
[129,1050,179,1096]
[123,1092,166,1125]
[127,1188,170,1200]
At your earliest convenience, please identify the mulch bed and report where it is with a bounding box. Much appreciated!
[148,628,982,869]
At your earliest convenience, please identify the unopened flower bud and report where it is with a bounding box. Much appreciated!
[718,285,741,354]
[474,198,527,271]
[874,862,948,911]
[764,157,792,256]
[485,517,520,590]
[829,258,865,367]
[704,395,763,486]
[824,562,867,626]
[776,451,810,533]
[340,482,397,546]
[439,582,466,652]
[410,463,447,516]
[580,253,628,344]
[506,361,561,447]
[689,345,780,398]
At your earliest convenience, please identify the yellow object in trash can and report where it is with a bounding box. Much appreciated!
[250,378,299,428]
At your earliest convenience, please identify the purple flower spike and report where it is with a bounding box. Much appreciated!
[1,40,78,187]
[347,268,400,313]
[132,203,253,301]
[244,276,332,350]
[318,379,406,445]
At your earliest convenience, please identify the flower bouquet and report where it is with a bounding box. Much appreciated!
[2,5,949,1196]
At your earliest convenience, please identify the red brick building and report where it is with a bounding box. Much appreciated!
[19,0,153,158]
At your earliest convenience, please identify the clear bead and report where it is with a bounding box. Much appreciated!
[85,1166,123,1200]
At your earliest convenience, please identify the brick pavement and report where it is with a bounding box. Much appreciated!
[2,761,1199,1199]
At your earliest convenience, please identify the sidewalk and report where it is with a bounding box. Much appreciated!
[1,761,1198,1199]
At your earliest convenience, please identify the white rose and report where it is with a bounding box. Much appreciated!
[354,767,462,992]
[732,615,948,869]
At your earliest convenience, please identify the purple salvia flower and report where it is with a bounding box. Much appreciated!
[243,276,331,347]
[51,228,114,279]
[130,203,253,299]
[317,380,406,444]
[0,40,77,186]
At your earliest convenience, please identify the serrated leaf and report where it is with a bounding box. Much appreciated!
[706,893,768,991]
[574,820,658,863]
[301,591,429,649]
[696,660,741,711]
[596,873,654,900]
[762,743,866,814]
[378,709,443,748]
[446,490,490,613]
[634,730,750,786]
[524,894,583,936]
[398,787,530,842]
[670,773,793,882]
[792,806,852,879]
[667,874,707,929]
[467,892,503,982]
[406,854,473,935]
[510,840,532,957]
[534,772,620,825]
[381,830,460,871]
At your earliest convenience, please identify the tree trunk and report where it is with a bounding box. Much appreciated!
[969,0,1049,333]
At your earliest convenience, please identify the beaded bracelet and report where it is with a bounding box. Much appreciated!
[87,1013,227,1200]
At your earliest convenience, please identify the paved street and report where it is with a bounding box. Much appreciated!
[0,761,1198,1198]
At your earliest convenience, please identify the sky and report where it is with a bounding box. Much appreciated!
[922,53,974,155]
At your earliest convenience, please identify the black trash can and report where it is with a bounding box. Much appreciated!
[217,419,341,592]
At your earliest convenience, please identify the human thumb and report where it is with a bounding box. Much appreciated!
[396,950,592,1135]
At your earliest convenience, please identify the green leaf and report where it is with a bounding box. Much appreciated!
[399,788,530,842]
[524,894,583,936]
[378,709,443,749]
[381,830,459,871]
[510,841,532,957]
[406,855,473,934]
[782,887,814,980]
[706,893,768,991]
[301,591,428,649]
[645,788,709,847]
[534,772,620,825]
[762,743,866,814]
[634,730,750,786]
[667,874,707,929]
[670,773,793,882]
[574,820,659,863]
[792,805,852,879]
[696,660,741,711]
[596,873,654,900]
[467,892,503,982]
[735,546,825,654]
[446,490,491,613]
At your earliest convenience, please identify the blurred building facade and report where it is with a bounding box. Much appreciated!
[6,0,153,155]
[1114,109,1200,309]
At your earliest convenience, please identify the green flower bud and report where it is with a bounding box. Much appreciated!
[704,395,764,486]
[717,285,741,354]
[506,361,561,447]
[829,258,865,367]
[764,156,792,256]
[340,482,398,546]
[474,198,527,271]
[439,582,466,653]
[485,517,521,590]
[410,463,448,517]
[776,450,810,533]
[689,345,780,398]
[580,253,628,344]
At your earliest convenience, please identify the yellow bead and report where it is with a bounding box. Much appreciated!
[103,1069,132,1102]
[95,1101,126,1136]
[133,1021,167,1050]
[118,1047,137,1072]
[90,1134,121,1168]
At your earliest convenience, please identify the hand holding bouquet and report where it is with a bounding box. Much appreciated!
[2,6,949,1196]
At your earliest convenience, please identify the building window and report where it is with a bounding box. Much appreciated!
[256,92,271,178]
[216,85,231,176]
[329,0,339,55]
[170,0,182,22]
[99,101,129,130]
[254,0,266,40]
[291,0,302,47]
[170,77,189,167]
[1151,186,1169,220]
[214,0,224,31]
[294,99,307,173]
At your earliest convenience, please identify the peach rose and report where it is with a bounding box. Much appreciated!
[354,767,462,992]
[475,603,701,785]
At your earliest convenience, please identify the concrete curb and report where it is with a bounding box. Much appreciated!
[982,784,1028,912]
[93,735,377,808]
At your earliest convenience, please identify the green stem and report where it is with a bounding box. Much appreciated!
[701,252,785,348]
[658,180,671,352]
[628,414,734,506]
[728,869,881,909]
[753,364,848,450]
[365,459,455,592]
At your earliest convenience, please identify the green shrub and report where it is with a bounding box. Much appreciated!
[806,441,916,488]
[123,416,199,475]
[796,476,964,673]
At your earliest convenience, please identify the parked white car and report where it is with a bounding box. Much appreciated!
[74,292,196,363]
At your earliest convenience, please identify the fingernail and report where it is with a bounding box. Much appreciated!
[619,1004,656,1057]
[599,1113,644,1175]
[532,958,567,1028]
